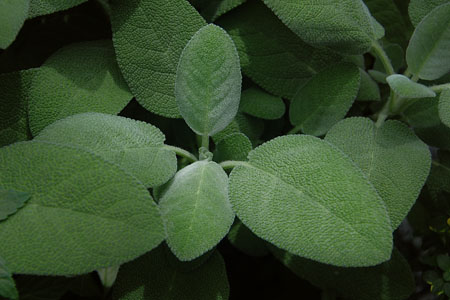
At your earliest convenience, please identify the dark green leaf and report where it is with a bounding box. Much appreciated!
[28,0,87,18]
[357,69,381,101]
[198,0,246,22]
[240,88,285,120]
[214,133,252,162]
[386,74,436,98]
[0,187,30,221]
[0,0,29,49]
[408,0,448,27]
[437,255,450,271]
[438,89,450,128]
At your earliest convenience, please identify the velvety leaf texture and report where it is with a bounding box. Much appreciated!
[0,141,164,275]
[325,117,431,229]
[198,0,247,22]
[357,69,381,101]
[112,246,229,300]
[240,88,285,120]
[408,0,448,27]
[28,40,132,135]
[406,2,450,80]
[35,113,177,188]
[271,247,415,300]
[214,133,252,162]
[439,89,450,128]
[229,135,393,267]
[28,0,87,18]
[0,0,29,49]
[111,0,206,118]
[0,257,18,300]
[227,221,269,257]
[262,0,383,54]
[290,63,360,136]
[159,161,234,261]
[0,187,30,221]
[386,74,436,98]
[175,24,241,136]
[218,1,341,100]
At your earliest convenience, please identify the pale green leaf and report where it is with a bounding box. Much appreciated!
[28,0,87,18]
[112,246,229,300]
[35,113,177,188]
[214,133,252,162]
[438,89,450,128]
[368,69,387,83]
[387,74,436,98]
[159,161,234,261]
[271,246,414,300]
[262,0,383,54]
[240,88,285,120]
[0,0,29,49]
[175,24,241,136]
[227,221,268,257]
[111,0,206,118]
[408,0,448,27]
[0,187,30,221]
[198,0,247,22]
[289,63,360,136]
[0,141,164,275]
[229,135,393,267]
[0,257,18,300]
[217,1,341,100]
[357,69,381,101]
[406,3,450,80]
[212,113,265,146]
[325,117,431,229]
[28,40,132,135]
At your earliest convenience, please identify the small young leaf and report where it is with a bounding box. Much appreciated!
[357,69,381,101]
[175,24,241,136]
[0,0,29,49]
[0,257,18,300]
[28,40,132,135]
[227,221,269,257]
[408,0,448,27]
[386,74,436,98]
[112,246,229,300]
[0,187,30,221]
[368,69,387,83]
[229,135,393,267]
[159,161,234,261]
[239,88,285,120]
[438,89,450,128]
[262,0,383,54]
[325,117,431,229]
[28,0,87,18]
[111,0,206,118]
[214,133,252,162]
[0,141,164,275]
[406,2,450,80]
[289,63,360,136]
[35,113,177,188]
[198,0,247,22]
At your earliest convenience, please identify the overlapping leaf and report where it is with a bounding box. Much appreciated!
[386,74,436,98]
[0,187,30,221]
[0,0,29,49]
[408,0,448,27]
[240,88,285,120]
[214,133,252,162]
[28,0,87,18]
[197,0,247,22]
[357,69,381,101]
[438,89,450,128]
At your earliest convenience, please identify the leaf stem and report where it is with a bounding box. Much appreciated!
[371,41,395,75]
[219,160,251,170]
[201,134,210,151]
[287,124,302,135]
[430,83,450,93]
[163,145,198,162]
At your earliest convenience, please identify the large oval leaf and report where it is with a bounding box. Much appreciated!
[0,141,164,275]
[408,0,448,27]
[35,113,177,188]
[325,117,431,229]
[175,24,241,136]
[111,0,206,118]
[0,0,29,49]
[159,161,234,261]
[229,135,393,267]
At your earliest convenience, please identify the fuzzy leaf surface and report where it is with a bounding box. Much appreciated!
[0,0,29,49]
[0,257,18,300]
[229,135,393,267]
[198,0,247,22]
[438,89,450,128]
[28,0,87,18]
[0,187,30,221]
[357,69,381,101]
[386,74,436,98]
[408,0,448,27]
[214,133,252,162]
[0,141,164,275]
[240,88,285,120]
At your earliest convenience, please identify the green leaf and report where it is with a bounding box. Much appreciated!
[28,0,87,18]
[0,257,18,300]
[0,187,30,221]
[112,246,229,300]
[111,0,206,118]
[159,161,234,261]
[227,221,268,257]
[214,133,252,162]
[271,246,414,300]
[35,113,177,188]
[229,135,393,267]
[0,69,37,147]
[28,40,132,135]
[289,63,360,136]
[0,141,164,275]
[406,3,450,80]
[198,0,247,22]
[408,0,448,27]
[386,74,436,98]
[373,43,405,73]
[262,0,383,55]
[0,0,29,49]
[325,117,431,229]
[438,89,450,128]
[240,88,285,120]
[368,69,387,83]
[437,255,450,271]
[357,69,381,101]
[217,1,341,100]
[175,24,241,136]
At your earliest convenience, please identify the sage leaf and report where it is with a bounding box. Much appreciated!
[214,133,252,162]
[28,40,132,135]
[175,24,241,136]
[198,0,247,22]
[439,89,450,128]
[0,0,29,49]
[0,187,30,221]
[0,257,18,300]
[28,0,87,18]
[159,161,234,261]
[357,69,381,101]
[35,113,177,188]
[386,74,436,98]
[325,117,431,229]
[408,0,448,27]
[0,141,164,275]
[112,246,229,300]
[111,0,206,118]
[406,2,450,80]
[368,69,387,83]
[229,135,393,267]
[240,88,285,120]
[289,63,360,136]
[262,0,384,54]
[373,43,405,73]
[227,221,269,257]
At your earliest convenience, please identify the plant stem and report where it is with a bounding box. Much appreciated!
[371,41,395,75]
[287,124,302,135]
[219,160,251,170]
[430,83,450,93]
[201,134,209,151]
[163,145,197,162]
